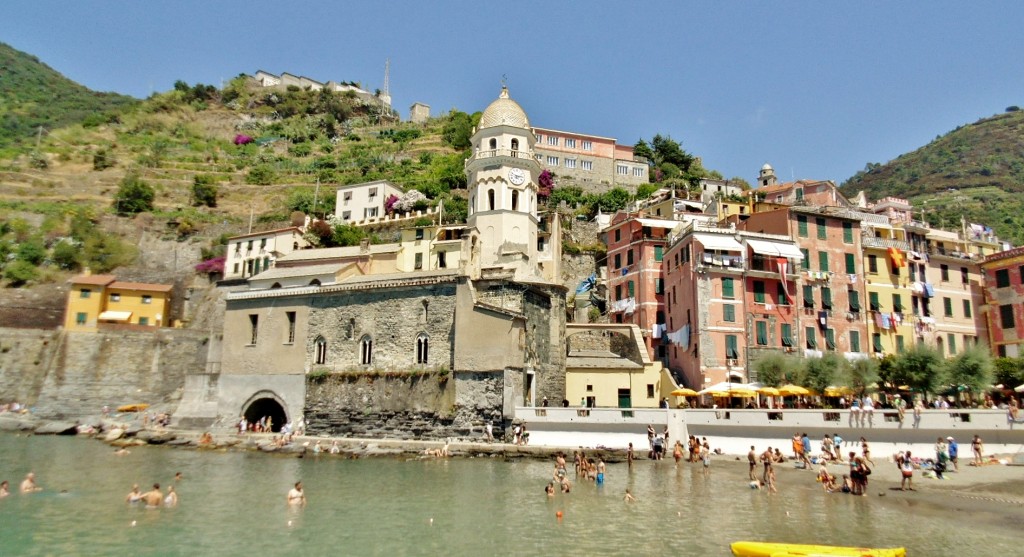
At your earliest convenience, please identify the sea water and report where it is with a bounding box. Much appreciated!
[0,434,1016,556]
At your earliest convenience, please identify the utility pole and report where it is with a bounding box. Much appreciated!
[313,177,320,218]
[248,202,254,234]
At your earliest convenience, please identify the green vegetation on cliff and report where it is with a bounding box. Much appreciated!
[0,42,137,151]
[841,108,1024,244]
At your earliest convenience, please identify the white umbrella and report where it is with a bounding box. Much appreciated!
[1014,384,1024,393]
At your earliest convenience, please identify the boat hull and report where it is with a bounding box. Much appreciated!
[731,541,906,557]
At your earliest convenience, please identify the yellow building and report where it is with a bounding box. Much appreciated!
[564,323,665,408]
[862,222,914,356]
[64,274,173,331]
[396,224,466,273]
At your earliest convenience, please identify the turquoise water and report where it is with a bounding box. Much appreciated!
[0,434,1016,556]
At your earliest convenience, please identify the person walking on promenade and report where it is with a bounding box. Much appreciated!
[971,435,984,466]
[895,394,906,424]
[913,398,924,428]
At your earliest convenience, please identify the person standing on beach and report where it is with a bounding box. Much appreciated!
[747,446,758,481]
[646,424,655,450]
[760,447,774,484]
[800,433,812,469]
[971,435,984,465]
[900,451,915,491]
[947,437,959,472]
[626,443,634,468]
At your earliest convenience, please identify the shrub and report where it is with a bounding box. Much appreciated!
[288,142,313,157]
[191,174,218,207]
[92,148,115,170]
[246,164,276,185]
[113,173,155,214]
[16,237,47,265]
[3,260,38,286]
[51,240,81,270]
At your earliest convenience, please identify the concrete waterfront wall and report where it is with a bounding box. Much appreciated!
[0,326,209,418]
[518,406,1024,456]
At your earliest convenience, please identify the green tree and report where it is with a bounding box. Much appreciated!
[285,187,317,215]
[752,352,801,387]
[428,152,467,191]
[246,164,277,185]
[729,177,752,190]
[191,174,219,207]
[441,111,473,150]
[633,139,654,162]
[330,224,367,247]
[3,260,38,286]
[635,183,659,200]
[803,353,845,395]
[892,345,947,397]
[946,346,994,394]
[594,187,631,213]
[436,193,468,224]
[845,357,880,397]
[993,357,1024,388]
[113,173,155,214]
[82,234,137,272]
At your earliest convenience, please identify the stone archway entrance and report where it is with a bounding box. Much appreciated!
[242,393,288,432]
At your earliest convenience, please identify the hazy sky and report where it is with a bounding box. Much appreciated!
[4,1,1022,184]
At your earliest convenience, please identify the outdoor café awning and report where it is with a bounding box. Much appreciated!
[745,238,804,259]
[693,233,743,252]
[98,311,132,322]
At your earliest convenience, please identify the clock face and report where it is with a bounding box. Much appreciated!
[508,168,526,185]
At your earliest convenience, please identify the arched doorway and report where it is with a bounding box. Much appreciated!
[242,394,288,432]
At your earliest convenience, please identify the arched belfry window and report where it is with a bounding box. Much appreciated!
[314,336,327,365]
[512,191,519,211]
[489,138,497,150]
[488,189,495,211]
[360,335,373,365]
[416,333,429,364]
[511,138,519,152]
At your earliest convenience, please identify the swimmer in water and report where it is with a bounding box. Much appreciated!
[126,484,143,504]
[287,481,306,506]
[624,489,636,503]
[114,447,131,456]
[545,482,555,497]
[0,480,9,498]
[20,472,42,493]
[174,472,183,482]
[164,486,178,507]
[141,483,163,508]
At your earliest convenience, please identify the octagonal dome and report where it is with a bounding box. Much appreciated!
[478,86,530,130]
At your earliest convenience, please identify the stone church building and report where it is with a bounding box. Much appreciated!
[176,87,567,438]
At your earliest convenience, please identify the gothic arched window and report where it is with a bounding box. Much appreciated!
[488,189,495,211]
[511,191,519,211]
[416,333,429,364]
[360,335,373,365]
[314,336,327,365]
[489,138,497,150]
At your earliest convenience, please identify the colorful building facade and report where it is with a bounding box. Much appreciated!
[64,274,172,331]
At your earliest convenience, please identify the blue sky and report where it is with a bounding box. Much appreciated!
[4,1,1023,185]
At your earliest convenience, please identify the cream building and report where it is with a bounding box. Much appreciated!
[334,180,404,223]
[224,227,309,281]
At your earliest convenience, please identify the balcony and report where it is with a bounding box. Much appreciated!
[697,252,745,270]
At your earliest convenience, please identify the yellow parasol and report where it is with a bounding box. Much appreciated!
[711,388,758,398]
[671,388,700,397]
[824,386,853,397]
[757,387,781,396]
[778,384,811,396]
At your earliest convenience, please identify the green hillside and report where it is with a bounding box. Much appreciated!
[0,42,138,151]
[841,108,1024,244]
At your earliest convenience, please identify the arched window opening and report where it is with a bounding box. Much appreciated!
[360,335,373,365]
[416,333,429,364]
[348,318,356,340]
[271,282,282,289]
[511,138,519,152]
[487,189,495,211]
[293,242,299,250]
[314,336,327,365]
[511,191,519,211]
[422,300,429,323]
[309,279,321,286]
[489,138,497,150]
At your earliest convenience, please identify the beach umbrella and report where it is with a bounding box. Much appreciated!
[711,388,758,398]
[757,387,781,396]
[778,384,810,396]
[671,388,699,397]
[824,386,853,397]
[1015,384,1024,393]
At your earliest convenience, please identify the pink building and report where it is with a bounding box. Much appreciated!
[532,127,648,190]
[981,246,1024,357]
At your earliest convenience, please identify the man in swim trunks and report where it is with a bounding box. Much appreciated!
[141,483,163,508]
[596,457,606,485]
[287,481,306,506]
[760,447,774,484]
[748,446,757,481]
[971,435,983,465]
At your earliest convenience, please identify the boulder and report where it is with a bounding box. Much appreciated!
[104,428,125,442]
[136,430,176,444]
[0,417,37,432]
[34,421,80,435]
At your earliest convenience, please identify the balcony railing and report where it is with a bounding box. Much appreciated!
[698,252,745,269]
[466,148,533,165]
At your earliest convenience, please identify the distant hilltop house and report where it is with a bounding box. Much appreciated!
[223,227,310,282]
[64,274,173,331]
[250,70,391,109]
[531,127,649,192]
[409,102,430,124]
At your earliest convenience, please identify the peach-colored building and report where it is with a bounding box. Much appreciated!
[532,127,648,190]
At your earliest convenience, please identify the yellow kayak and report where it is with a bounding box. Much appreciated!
[731,541,906,557]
